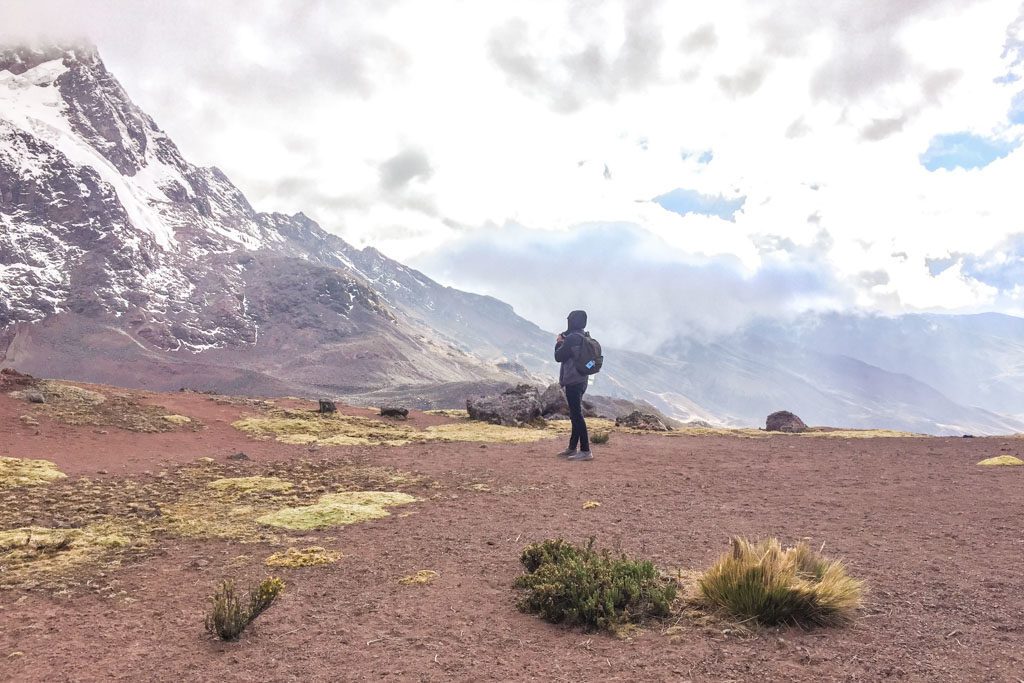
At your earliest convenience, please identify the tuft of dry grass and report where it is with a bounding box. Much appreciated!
[398,569,438,585]
[265,546,341,568]
[0,457,66,489]
[697,537,863,627]
[977,455,1024,466]
[205,576,285,641]
[582,500,601,509]
[590,432,610,445]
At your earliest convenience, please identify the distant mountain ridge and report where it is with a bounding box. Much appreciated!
[1,44,1022,435]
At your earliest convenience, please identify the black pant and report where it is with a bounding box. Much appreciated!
[564,382,589,452]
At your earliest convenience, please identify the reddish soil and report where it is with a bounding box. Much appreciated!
[2,385,1023,682]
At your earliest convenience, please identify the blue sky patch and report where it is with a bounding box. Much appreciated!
[1010,90,1024,125]
[653,187,746,221]
[919,132,1021,171]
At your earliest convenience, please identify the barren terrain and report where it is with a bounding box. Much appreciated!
[1,381,1022,682]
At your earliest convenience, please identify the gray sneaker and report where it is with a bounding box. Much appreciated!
[568,450,593,461]
[556,447,577,458]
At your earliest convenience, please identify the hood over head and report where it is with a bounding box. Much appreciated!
[566,310,587,331]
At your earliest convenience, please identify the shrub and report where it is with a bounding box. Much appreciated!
[697,538,863,627]
[514,538,676,632]
[590,432,610,445]
[205,576,285,641]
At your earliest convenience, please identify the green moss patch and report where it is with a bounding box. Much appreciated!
[256,491,417,530]
[0,457,66,489]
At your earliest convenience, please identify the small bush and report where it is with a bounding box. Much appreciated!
[205,576,284,641]
[591,432,610,445]
[697,538,863,627]
[514,538,676,632]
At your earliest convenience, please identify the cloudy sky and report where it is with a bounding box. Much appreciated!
[5,0,1024,349]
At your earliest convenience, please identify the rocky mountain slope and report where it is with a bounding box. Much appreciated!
[0,45,542,396]
[1,44,1022,435]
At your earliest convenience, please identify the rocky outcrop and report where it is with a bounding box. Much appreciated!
[0,368,35,389]
[765,410,807,433]
[466,384,542,426]
[615,410,670,431]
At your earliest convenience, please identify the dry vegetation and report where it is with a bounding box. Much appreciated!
[696,538,864,627]
[13,381,201,433]
[232,408,618,447]
[205,576,285,641]
[0,457,425,590]
[977,455,1024,466]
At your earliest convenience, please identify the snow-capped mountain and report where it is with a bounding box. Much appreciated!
[0,44,543,394]
[1,44,1022,435]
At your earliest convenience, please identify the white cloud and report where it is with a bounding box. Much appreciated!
[3,0,1024,337]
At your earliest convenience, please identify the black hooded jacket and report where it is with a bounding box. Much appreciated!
[554,310,588,387]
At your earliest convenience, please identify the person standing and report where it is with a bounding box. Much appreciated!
[554,309,592,461]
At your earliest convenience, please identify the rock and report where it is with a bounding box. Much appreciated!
[379,406,409,419]
[615,410,670,431]
[539,383,598,418]
[228,451,250,461]
[466,384,542,426]
[318,399,336,414]
[24,390,45,404]
[0,368,35,388]
[539,383,567,416]
[765,410,808,433]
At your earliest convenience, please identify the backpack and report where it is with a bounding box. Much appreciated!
[574,332,604,375]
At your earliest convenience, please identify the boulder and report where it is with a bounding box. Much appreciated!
[539,383,598,418]
[466,384,542,426]
[24,389,46,404]
[318,399,336,414]
[380,406,409,419]
[615,410,669,431]
[0,368,35,388]
[765,410,807,433]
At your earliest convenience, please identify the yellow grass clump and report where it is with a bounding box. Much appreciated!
[207,476,295,494]
[256,491,417,531]
[162,414,193,425]
[582,500,601,509]
[399,569,438,585]
[233,409,585,446]
[0,457,67,489]
[977,455,1024,466]
[697,537,864,627]
[265,546,341,568]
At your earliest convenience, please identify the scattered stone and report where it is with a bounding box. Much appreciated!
[318,399,337,414]
[765,410,808,433]
[227,451,250,461]
[615,410,670,431]
[379,406,409,419]
[466,384,542,426]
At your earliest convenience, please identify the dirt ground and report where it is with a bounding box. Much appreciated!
[1,383,1023,682]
